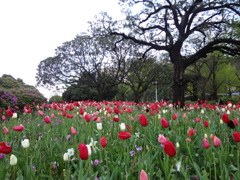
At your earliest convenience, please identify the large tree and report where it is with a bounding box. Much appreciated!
[98,0,240,107]
[36,34,138,101]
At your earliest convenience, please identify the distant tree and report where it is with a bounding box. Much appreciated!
[49,95,62,103]
[97,0,240,107]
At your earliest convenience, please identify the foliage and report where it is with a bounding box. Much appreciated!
[0,100,240,179]
[0,88,47,111]
[49,95,62,103]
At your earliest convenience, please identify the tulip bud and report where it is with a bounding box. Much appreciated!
[12,113,18,119]
[21,139,30,148]
[96,123,102,130]
[10,154,17,165]
[63,153,70,161]
[119,123,126,131]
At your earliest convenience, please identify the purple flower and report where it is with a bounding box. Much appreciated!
[136,147,142,151]
[0,153,5,159]
[130,151,135,156]
[94,159,100,165]
[32,166,36,171]
[66,135,71,140]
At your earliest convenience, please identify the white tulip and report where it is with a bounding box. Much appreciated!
[21,139,30,148]
[119,123,126,131]
[96,123,102,130]
[10,154,17,165]
[86,145,92,156]
[63,153,70,161]
[12,113,18,119]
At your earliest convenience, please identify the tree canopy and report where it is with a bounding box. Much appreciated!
[95,0,240,106]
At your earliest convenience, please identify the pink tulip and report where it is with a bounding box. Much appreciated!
[140,169,148,180]
[202,138,210,149]
[212,136,221,147]
[70,127,77,135]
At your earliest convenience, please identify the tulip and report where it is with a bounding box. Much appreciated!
[203,120,209,127]
[140,169,148,180]
[222,113,230,123]
[212,136,221,147]
[79,107,84,115]
[66,114,74,118]
[195,117,201,123]
[164,141,176,157]
[78,143,89,160]
[114,107,119,114]
[187,128,195,136]
[161,117,169,128]
[96,123,102,130]
[100,136,107,147]
[233,131,240,142]
[13,124,24,132]
[70,127,77,135]
[44,116,51,123]
[2,126,9,134]
[86,145,92,156]
[63,153,70,161]
[139,114,148,126]
[10,154,17,166]
[21,139,30,148]
[2,115,7,121]
[6,108,13,117]
[12,112,17,119]
[202,138,210,149]
[84,114,91,122]
[183,113,187,118]
[118,132,131,140]
[119,123,126,131]
[38,110,44,116]
[157,134,168,145]
[0,142,12,154]
[172,114,177,120]
[233,118,239,126]
[113,115,119,122]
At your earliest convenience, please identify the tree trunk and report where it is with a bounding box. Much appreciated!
[97,87,104,101]
[172,61,186,108]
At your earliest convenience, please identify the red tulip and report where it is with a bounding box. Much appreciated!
[100,136,107,147]
[113,115,119,122]
[172,114,177,120]
[70,127,77,135]
[233,131,240,142]
[161,117,169,128]
[203,120,209,127]
[84,114,91,122]
[150,109,154,115]
[6,108,13,117]
[79,107,84,115]
[125,124,132,133]
[212,136,221,147]
[114,107,119,114]
[164,141,176,157]
[44,116,51,123]
[222,113,230,123]
[187,128,196,136]
[78,143,89,160]
[140,169,148,180]
[13,124,24,132]
[0,142,12,154]
[118,132,131,140]
[233,118,239,126]
[139,114,148,126]
[38,110,44,116]
[202,138,210,149]
[66,114,74,118]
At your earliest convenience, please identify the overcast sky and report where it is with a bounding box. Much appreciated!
[0,0,122,100]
